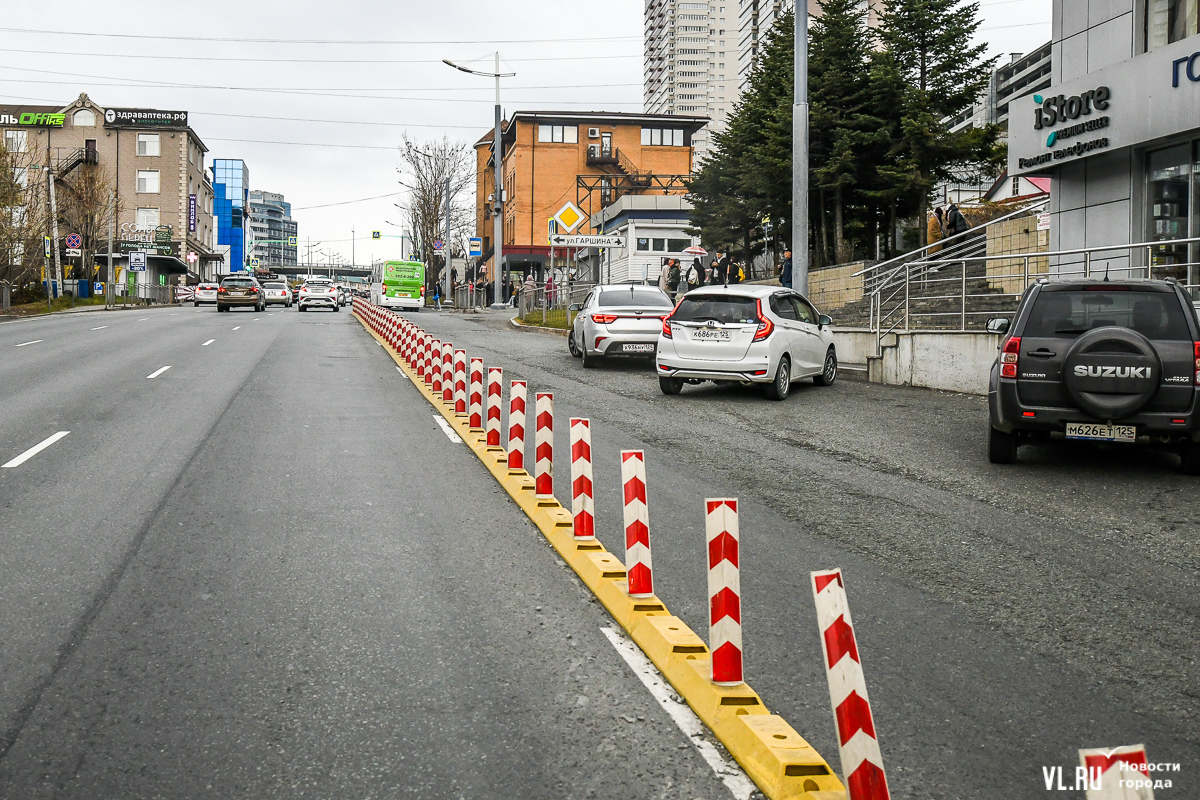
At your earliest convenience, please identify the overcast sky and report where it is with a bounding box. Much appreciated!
[0,0,1049,265]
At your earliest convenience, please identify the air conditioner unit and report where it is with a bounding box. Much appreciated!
[588,127,600,138]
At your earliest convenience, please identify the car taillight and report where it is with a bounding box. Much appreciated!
[752,298,774,342]
[218,287,226,293]
[420,286,425,296]
[1194,342,1200,385]
[1001,336,1020,378]
[661,316,673,338]
[592,313,618,324]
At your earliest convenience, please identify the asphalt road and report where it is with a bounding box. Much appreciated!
[404,307,1199,799]
[0,304,743,799]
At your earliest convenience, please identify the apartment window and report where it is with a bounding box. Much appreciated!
[136,207,160,229]
[4,129,26,153]
[1145,0,1199,52]
[1012,176,1021,196]
[641,128,685,146]
[537,124,578,143]
[136,170,160,193]
[653,238,667,251]
[637,238,651,251]
[72,109,95,127]
[137,133,160,157]
[14,166,27,188]
[668,238,692,252]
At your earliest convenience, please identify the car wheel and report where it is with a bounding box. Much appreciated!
[568,330,581,358]
[988,426,1018,464]
[193,301,199,307]
[581,347,600,369]
[1180,442,1200,475]
[764,356,791,401]
[334,304,340,312]
[659,376,683,395]
[813,348,838,385]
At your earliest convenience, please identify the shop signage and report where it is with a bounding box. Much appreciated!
[103,108,188,128]
[0,111,64,127]
[188,194,197,232]
[117,240,178,256]
[1171,51,1200,87]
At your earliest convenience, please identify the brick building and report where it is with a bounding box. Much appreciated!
[473,110,706,283]
[1,93,221,288]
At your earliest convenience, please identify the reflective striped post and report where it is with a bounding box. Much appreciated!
[508,380,527,470]
[453,350,467,415]
[486,368,503,447]
[621,451,653,596]
[441,342,454,403]
[469,358,484,431]
[570,418,595,540]
[706,498,742,685]
[534,392,553,498]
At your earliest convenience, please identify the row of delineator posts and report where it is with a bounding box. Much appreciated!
[355,299,1176,800]
[354,298,887,799]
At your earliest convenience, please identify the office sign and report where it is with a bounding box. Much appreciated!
[103,108,188,128]
[549,234,626,247]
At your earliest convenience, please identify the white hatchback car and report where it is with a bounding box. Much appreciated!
[655,285,838,400]
[298,279,340,311]
[193,282,219,306]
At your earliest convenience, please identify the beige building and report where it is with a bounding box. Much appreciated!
[2,93,221,288]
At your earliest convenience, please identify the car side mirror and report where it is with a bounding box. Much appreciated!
[818,314,832,328]
[568,303,582,312]
[985,317,1011,335]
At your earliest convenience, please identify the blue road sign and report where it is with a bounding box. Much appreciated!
[469,238,483,257]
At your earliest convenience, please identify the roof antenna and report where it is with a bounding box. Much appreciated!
[1103,260,1110,282]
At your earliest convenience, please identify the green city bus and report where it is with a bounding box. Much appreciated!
[375,260,425,311]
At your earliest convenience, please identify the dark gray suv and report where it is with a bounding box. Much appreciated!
[987,279,1200,474]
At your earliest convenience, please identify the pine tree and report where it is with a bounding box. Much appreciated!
[876,0,1000,245]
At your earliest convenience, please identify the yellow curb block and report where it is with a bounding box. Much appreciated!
[356,311,847,800]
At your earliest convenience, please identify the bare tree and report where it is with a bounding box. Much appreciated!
[57,163,119,281]
[0,142,48,292]
[395,136,474,290]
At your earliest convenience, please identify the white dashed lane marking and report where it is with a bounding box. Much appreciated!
[202,339,215,346]
[231,326,241,331]
[91,326,108,330]
[14,340,42,347]
[2,431,70,469]
[146,365,172,379]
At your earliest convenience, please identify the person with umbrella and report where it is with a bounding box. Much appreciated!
[682,245,707,289]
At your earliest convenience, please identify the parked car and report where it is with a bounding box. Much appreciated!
[217,276,265,312]
[298,278,340,312]
[194,282,219,306]
[568,284,674,368]
[655,285,837,400]
[262,280,292,307]
[986,278,1200,473]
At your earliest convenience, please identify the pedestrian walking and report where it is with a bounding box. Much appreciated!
[689,258,705,288]
[545,272,557,307]
[945,203,969,238]
[659,259,671,293]
[928,207,946,254]
[432,281,442,311]
[713,251,731,285]
[780,249,793,288]
[728,260,744,284]
[666,258,681,297]
[676,259,693,301]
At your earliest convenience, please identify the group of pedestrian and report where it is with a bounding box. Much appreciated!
[659,250,749,301]
[928,203,969,254]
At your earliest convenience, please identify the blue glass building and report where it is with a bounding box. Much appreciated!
[212,159,250,272]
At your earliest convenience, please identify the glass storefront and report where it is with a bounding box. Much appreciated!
[1146,142,1199,287]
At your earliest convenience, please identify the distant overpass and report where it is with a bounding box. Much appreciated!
[260,265,372,279]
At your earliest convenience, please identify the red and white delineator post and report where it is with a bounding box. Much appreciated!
[706,498,742,685]
[621,451,653,595]
[485,368,503,447]
[453,350,467,416]
[468,358,484,430]
[534,392,553,498]
[508,380,527,470]
[1079,745,1154,800]
[811,568,890,800]
[418,332,429,379]
[441,343,454,403]
[429,339,442,391]
[569,418,595,540]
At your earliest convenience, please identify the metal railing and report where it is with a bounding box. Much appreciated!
[515,282,595,329]
[864,234,1200,355]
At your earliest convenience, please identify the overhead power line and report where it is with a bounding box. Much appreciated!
[0,47,643,64]
[0,27,640,45]
[292,192,399,211]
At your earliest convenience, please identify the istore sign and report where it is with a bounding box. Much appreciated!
[104,108,188,128]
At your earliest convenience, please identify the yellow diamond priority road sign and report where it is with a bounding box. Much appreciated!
[552,202,585,233]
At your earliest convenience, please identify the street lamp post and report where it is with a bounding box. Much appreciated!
[444,54,515,310]
[793,0,810,296]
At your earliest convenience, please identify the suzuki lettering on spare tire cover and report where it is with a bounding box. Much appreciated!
[1061,327,1161,418]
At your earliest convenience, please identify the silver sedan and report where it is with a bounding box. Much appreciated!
[568,284,675,368]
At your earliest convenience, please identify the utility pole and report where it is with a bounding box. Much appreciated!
[792,0,810,296]
[106,189,115,309]
[491,51,504,309]
[443,176,451,305]
[47,165,63,301]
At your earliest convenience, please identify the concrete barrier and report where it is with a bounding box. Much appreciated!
[831,328,999,395]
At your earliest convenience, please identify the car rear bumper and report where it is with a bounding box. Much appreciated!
[593,332,660,355]
[380,296,421,309]
[218,297,260,306]
[656,340,772,382]
[990,376,1200,440]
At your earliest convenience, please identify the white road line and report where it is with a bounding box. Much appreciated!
[201,339,215,346]
[90,325,108,330]
[137,318,148,321]
[0,320,18,325]
[433,414,463,444]
[14,340,42,347]
[2,431,70,469]
[146,365,172,379]
[600,627,755,800]
[231,326,241,330]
